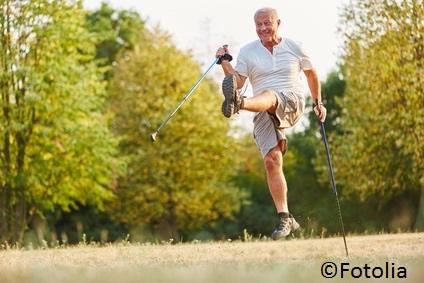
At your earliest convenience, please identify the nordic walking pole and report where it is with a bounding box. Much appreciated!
[316,99,349,257]
[150,56,221,142]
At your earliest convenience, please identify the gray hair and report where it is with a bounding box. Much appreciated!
[254,7,280,22]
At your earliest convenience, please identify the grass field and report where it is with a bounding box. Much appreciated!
[0,233,423,283]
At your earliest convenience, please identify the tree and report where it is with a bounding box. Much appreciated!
[107,26,246,241]
[46,2,148,245]
[0,0,124,243]
[308,67,347,135]
[84,2,146,81]
[333,0,423,231]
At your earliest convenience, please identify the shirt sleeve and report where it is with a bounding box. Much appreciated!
[299,42,314,70]
[234,48,249,78]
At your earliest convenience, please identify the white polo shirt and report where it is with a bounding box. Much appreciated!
[234,38,313,97]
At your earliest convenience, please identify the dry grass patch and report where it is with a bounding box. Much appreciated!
[0,233,423,283]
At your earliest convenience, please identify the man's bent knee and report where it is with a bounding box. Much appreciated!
[263,90,279,116]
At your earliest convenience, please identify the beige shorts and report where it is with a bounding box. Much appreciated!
[253,91,305,158]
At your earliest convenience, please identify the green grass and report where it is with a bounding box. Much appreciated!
[0,233,423,283]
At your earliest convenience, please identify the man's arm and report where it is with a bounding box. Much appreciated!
[215,46,247,89]
[304,68,326,122]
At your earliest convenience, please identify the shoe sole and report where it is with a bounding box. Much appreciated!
[221,74,236,118]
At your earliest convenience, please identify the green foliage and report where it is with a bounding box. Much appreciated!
[333,0,423,230]
[0,0,125,243]
[84,2,146,80]
[308,67,347,135]
[55,206,126,244]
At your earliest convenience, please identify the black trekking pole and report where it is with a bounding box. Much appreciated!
[316,99,349,257]
[150,57,219,142]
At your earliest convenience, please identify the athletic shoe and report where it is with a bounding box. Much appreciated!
[221,74,243,118]
[271,214,300,241]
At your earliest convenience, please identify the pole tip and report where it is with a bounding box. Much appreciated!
[150,133,157,142]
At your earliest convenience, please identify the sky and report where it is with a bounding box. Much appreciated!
[82,0,346,80]
[82,0,346,132]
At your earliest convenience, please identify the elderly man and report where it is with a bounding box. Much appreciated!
[215,7,326,240]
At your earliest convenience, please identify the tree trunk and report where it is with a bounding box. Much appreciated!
[155,192,179,242]
[13,131,28,244]
[155,216,179,243]
[0,188,8,242]
[415,181,424,231]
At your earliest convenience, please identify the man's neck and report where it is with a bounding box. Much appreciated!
[261,36,282,53]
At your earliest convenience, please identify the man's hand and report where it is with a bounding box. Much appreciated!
[313,101,327,123]
[215,45,229,59]
[215,45,232,64]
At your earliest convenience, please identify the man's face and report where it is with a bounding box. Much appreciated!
[255,11,280,44]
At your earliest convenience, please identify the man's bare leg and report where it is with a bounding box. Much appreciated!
[266,140,300,240]
[242,90,278,114]
[222,74,278,117]
[264,140,288,213]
